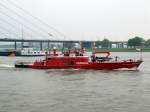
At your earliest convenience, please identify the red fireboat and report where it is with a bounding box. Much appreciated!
[15,48,143,70]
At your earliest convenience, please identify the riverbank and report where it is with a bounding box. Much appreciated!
[86,48,150,52]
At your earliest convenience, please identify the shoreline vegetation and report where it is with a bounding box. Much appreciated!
[86,48,150,52]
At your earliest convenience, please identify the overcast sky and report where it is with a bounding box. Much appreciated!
[2,0,150,41]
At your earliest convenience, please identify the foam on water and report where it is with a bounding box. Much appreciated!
[0,63,14,68]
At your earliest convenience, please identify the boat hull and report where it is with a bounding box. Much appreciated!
[15,64,31,68]
[14,51,143,70]
[15,61,142,70]
[0,51,45,56]
[0,50,21,56]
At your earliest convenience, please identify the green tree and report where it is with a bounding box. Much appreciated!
[144,39,150,47]
[101,38,110,48]
[128,36,145,48]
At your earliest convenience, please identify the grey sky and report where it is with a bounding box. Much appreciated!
[2,0,150,41]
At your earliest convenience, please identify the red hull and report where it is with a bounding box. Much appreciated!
[29,61,142,70]
[15,50,143,70]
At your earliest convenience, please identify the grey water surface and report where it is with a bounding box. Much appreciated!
[0,52,150,112]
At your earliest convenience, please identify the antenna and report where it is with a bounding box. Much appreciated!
[136,48,143,61]
[140,48,143,61]
[21,26,24,49]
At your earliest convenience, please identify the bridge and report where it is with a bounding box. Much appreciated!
[0,38,128,50]
[0,1,128,50]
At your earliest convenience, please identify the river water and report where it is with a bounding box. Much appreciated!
[0,52,150,112]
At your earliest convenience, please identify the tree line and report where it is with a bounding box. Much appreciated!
[95,36,150,48]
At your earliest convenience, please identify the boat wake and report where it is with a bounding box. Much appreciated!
[0,64,14,68]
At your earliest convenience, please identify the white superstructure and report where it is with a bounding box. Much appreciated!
[21,48,45,56]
